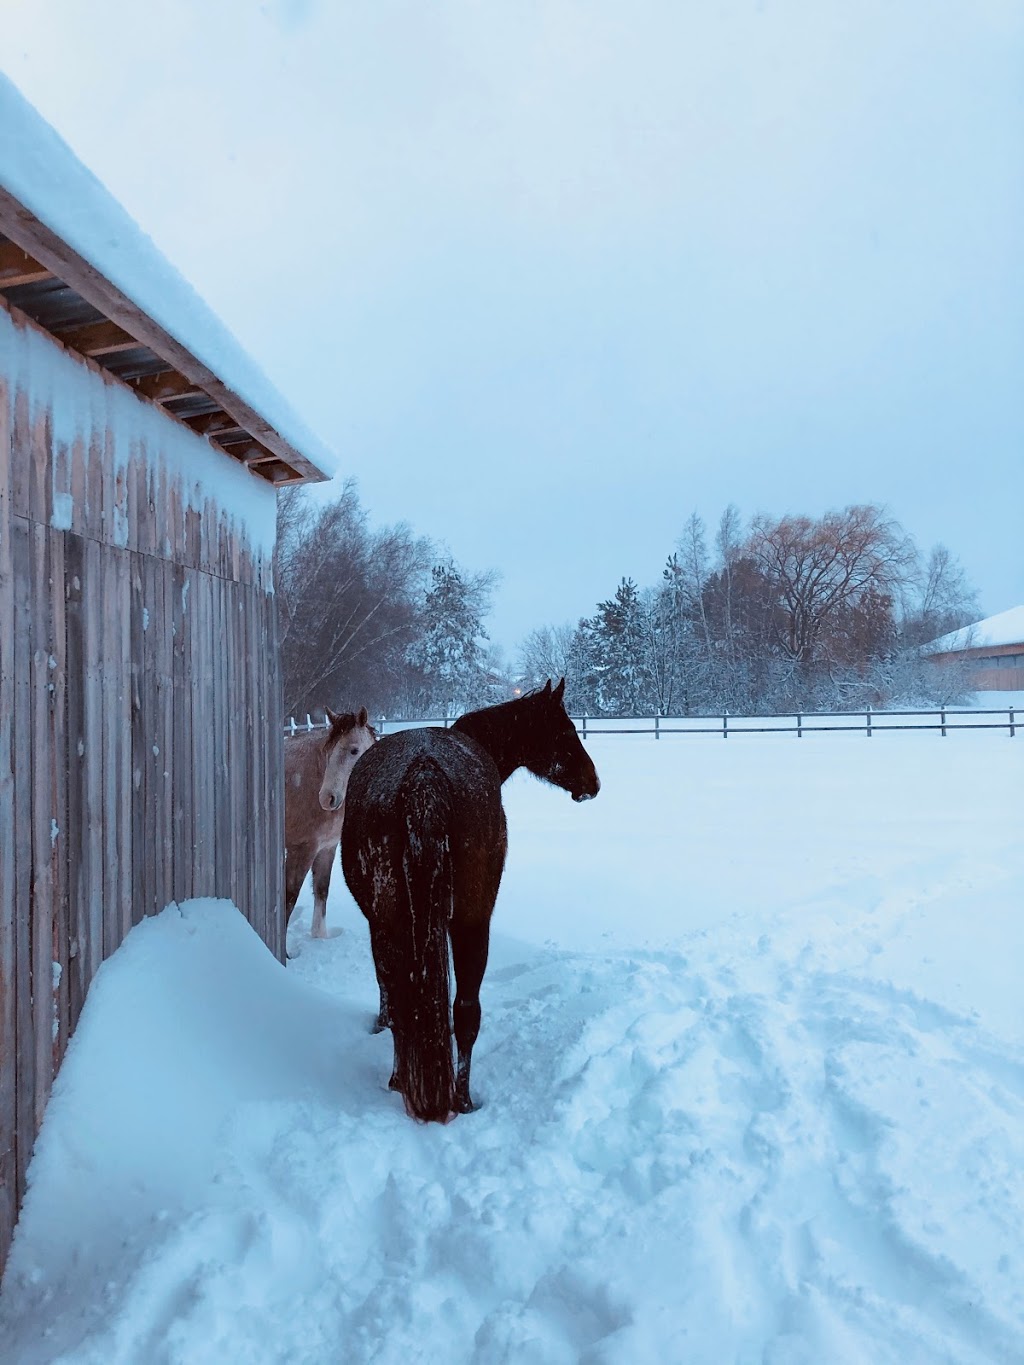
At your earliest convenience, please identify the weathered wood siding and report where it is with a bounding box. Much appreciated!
[0,297,285,1272]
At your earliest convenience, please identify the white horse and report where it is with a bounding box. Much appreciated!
[284,707,377,938]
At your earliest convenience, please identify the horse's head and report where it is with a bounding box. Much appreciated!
[319,706,377,813]
[522,678,600,803]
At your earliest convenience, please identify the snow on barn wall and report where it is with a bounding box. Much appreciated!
[0,76,334,1274]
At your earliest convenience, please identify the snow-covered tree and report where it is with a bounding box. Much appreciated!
[276,482,431,717]
[586,578,651,715]
[406,560,496,716]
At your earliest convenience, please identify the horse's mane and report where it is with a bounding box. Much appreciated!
[325,710,377,749]
[457,685,557,726]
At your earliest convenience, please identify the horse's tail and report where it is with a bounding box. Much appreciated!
[391,756,455,1122]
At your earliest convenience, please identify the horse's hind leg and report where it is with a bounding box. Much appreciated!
[367,918,395,1035]
[451,919,490,1114]
[310,845,336,939]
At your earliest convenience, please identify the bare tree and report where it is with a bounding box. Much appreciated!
[674,512,713,655]
[714,503,743,664]
[901,543,980,648]
[518,624,578,686]
[746,505,917,665]
[276,483,432,717]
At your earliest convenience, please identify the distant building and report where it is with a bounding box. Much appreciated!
[925,607,1024,691]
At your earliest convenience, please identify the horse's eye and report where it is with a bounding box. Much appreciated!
[350,746,359,756]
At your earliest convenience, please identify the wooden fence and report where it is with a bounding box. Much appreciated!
[287,706,1018,740]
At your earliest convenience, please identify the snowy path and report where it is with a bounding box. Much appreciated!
[1,736,1021,1363]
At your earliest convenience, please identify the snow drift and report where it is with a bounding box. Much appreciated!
[0,734,1021,1364]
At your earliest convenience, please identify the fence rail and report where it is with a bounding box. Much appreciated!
[286,706,1017,740]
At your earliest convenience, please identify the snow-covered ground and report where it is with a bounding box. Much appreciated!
[1,733,1021,1364]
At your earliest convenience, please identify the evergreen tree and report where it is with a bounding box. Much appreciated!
[406,561,494,716]
[588,578,649,715]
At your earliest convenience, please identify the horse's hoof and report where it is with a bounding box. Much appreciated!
[370,1013,392,1034]
[453,1094,478,1115]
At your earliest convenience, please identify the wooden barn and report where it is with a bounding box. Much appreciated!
[0,76,334,1270]
[925,606,1024,692]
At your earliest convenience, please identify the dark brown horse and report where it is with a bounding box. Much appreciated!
[284,707,376,938]
[341,679,599,1121]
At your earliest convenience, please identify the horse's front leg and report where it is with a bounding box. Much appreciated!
[310,845,336,939]
[451,919,490,1114]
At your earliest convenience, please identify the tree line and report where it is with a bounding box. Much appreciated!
[277,482,497,719]
[279,488,980,720]
[518,504,979,715]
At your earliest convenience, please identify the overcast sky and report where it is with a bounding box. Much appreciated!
[4,0,1022,654]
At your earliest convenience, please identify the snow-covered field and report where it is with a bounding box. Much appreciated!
[1,733,1021,1364]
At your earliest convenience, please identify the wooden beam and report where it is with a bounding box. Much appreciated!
[210,439,260,464]
[0,186,330,485]
[257,462,303,484]
[217,440,260,462]
[185,411,244,438]
[128,369,203,404]
[57,318,141,358]
[0,241,53,289]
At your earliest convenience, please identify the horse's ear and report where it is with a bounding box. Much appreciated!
[325,707,339,726]
[552,678,566,704]
[542,679,552,695]
[357,706,368,727]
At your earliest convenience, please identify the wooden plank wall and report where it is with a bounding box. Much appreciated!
[0,299,285,1275]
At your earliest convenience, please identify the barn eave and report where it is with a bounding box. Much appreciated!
[0,198,325,488]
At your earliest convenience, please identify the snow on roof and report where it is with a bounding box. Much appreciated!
[926,605,1024,653]
[0,72,338,481]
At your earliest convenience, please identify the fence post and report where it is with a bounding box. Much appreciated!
[306,713,313,731]
[1010,706,1016,739]
[288,717,296,736]
[723,711,729,740]
[581,714,588,740]
[654,713,660,741]
[940,706,947,738]
[866,705,872,739]
[796,711,803,739]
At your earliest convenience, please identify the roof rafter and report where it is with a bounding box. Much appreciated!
[129,369,205,404]
[0,239,53,288]
[0,187,329,485]
[57,317,141,357]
